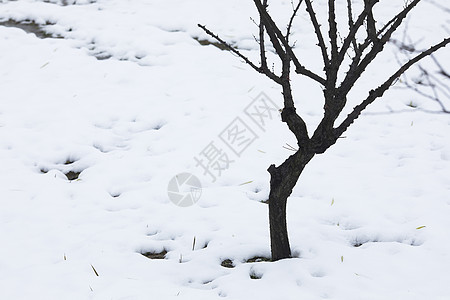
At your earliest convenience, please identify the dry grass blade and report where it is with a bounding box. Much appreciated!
[90,264,99,276]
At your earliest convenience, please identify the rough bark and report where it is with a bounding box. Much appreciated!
[268,151,314,260]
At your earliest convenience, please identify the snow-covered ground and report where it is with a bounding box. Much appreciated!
[0,1,449,299]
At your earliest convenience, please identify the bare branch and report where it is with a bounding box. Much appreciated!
[397,78,450,112]
[254,0,326,85]
[364,0,377,41]
[304,0,330,68]
[335,37,450,138]
[392,34,450,111]
[250,0,312,148]
[286,0,304,42]
[337,0,379,68]
[282,107,311,148]
[253,0,287,60]
[198,23,281,83]
[259,0,269,70]
[328,0,338,63]
[294,64,327,85]
[377,0,421,38]
[346,0,358,51]
[326,0,339,101]
[338,0,422,97]
[427,0,450,13]
[431,55,450,79]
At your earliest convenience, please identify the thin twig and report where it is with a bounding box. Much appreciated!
[346,0,358,51]
[305,0,330,68]
[198,23,281,83]
[286,0,304,42]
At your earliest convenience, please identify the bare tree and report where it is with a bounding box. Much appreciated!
[199,0,449,261]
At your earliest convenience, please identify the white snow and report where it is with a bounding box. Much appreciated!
[0,0,449,299]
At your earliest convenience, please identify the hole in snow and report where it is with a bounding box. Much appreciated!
[93,52,113,60]
[141,249,167,260]
[64,158,76,165]
[146,230,159,237]
[153,123,164,130]
[65,170,81,180]
[249,268,263,280]
[351,236,370,247]
[40,168,82,180]
[39,156,84,181]
[202,279,215,285]
[220,259,234,268]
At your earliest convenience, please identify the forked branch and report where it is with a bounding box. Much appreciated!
[197,24,281,83]
[253,0,326,85]
[338,0,422,97]
[335,37,450,137]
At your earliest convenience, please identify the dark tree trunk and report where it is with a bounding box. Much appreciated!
[268,175,291,261]
[268,151,314,261]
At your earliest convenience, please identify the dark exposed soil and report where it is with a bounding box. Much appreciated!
[0,19,61,39]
